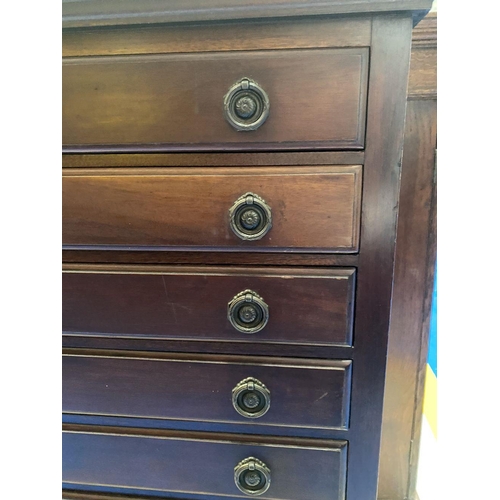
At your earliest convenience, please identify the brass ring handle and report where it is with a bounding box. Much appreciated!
[234,457,271,496]
[229,192,272,241]
[223,78,270,131]
[232,377,271,419]
[228,290,269,334]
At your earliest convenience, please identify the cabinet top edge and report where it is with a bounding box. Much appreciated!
[62,0,432,29]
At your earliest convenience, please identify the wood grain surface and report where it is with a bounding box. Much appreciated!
[63,265,355,347]
[62,0,432,28]
[62,151,365,168]
[62,166,362,252]
[62,250,359,267]
[378,100,437,500]
[63,425,347,500]
[344,15,414,500]
[63,17,372,58]
[408,11,436,100]
[63,48,368,151]
[408,48,437,99]
[62,336,354,362]
[60,8,432,500]
[378,12,437,500]
[63,352,352,430]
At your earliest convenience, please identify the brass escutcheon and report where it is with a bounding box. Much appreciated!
[223,78,270,131]
[234,457,271,496]
[228,193,272,241]
[227,290,269,334]
[232,377,271,419]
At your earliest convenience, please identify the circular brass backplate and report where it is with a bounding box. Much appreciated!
[234,457,271,496]
[227,290,269,334]
[232,377,271,419]
[224,78,270,131]
[228,193,272,242]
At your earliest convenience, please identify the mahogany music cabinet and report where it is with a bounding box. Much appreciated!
[62,2,434,499]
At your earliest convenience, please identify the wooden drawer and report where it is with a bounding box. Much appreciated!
[63,48,368,151]
[63,265,355,347]
[62,353,352,430]
[62,166,362,252]
[63,427,347,500]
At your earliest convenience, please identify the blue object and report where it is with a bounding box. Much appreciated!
[427,265,437,376]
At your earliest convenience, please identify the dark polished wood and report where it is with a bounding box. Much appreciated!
[63,492,206,500]
[62,5,430,500]
[63,48,368,152]
[62,0,432,28]
[345,14,414,500]
[62,411,352,441]
[407,12,437,100]
[378,101,437,500]
[62,335,355,361]
[62,153,361,268]
[63,425,348,500]
[62,166,362,252]
[63,422,346,448]
[62,250,359,267]
[63,351,351,431]
[62,16,372,58]
[407,46,437,99]
[378,12,437,500]
[63,265,355,347]
[62,151,365,168]
[64,491,190,500]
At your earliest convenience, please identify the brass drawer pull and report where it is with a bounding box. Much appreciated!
[229,192,272,241]
[224,78,270,131]
[228,289,269,334]
[232,377,271,419]
[234,457,271,496]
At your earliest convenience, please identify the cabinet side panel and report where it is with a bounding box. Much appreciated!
[347,14,414,500]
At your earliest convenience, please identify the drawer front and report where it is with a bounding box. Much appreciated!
[62,166,362,252]
[63,429,347,500]
[63,48,368,151]
[62,354,352,430]
[63,266,355,347]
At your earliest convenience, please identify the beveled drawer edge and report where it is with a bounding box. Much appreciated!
[62,332,353,349]
[62,244,361,254]
[62,164,362,176]
[351,164,363,251]
[62,348,352,371]
[62,263,356,278]
[63,423,348,450]
[62,335,355,360]
[63,141,365,154]
[62,411,350,432]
